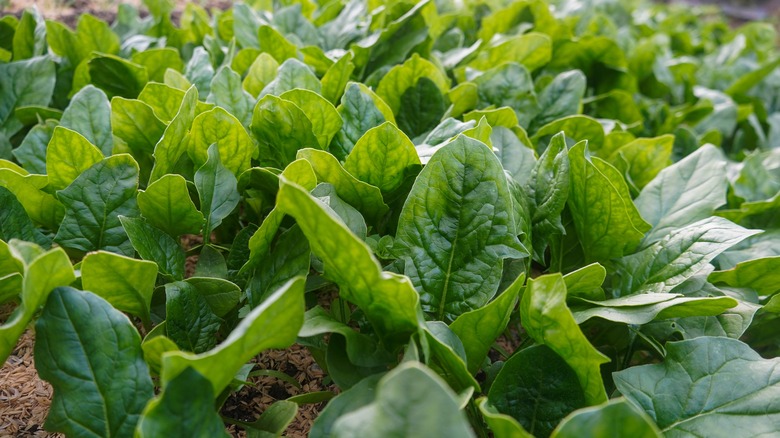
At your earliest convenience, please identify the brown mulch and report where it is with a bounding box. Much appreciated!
[0,329,62,438]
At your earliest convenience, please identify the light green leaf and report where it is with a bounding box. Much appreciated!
[300,306,393,368]
[0,244,75,364]
[241,159,317,273]
[636,145,727,245]
[250,94,320,168]
[150,86,198,181]
[520,274,610,405]
[567,141,650,263]
[376,53,450,116]
[195,144,240,240]
[131,47,184,83]
[531,115,605,153]
[189,106,255,175]
[395,136,526,321]
[310,374,383,438]
[46,14,119,66]
[54,154,140,256]
[276,178,421,347]
[161,276,305,395]
[280,89,343,150]
[450,273,525,374]
[260,58,320,97]
[330,82,394,160]
[473,63,538,122]
[331,362,475,438]
[615,217,760,295]
[184,277,241,318]
[423,322,481,392]
[563,263,606,300]
[571,293,737,325]
[60,85,114,155]
[35,287,153,437]
[607,135,674,192]
[13,119,57,174]
[343,122,421,195]
[82,251,157,326]
[244,400,298,438]
[0,167,63,229]
[614,337,780,436]
[46,126,104,191]
[551,398,661,438]
[138,174,203,238]
[527,132,569,260]
[111,97,166,154]
[709,256,780,296]
[257,25,299,64]
[243,53,279,98]
[12,8,47,60]
[120,216,186,281]
[136,367,228,438]
[488,345,587,437]
[207,66,254,128]
[468,32,551,72]
[297,148,389,224]
[321,52,355,105]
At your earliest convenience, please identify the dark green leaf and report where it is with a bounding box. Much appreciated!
[35,287,153,437]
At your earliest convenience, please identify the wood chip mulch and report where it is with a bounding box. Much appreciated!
[0,327,62,438]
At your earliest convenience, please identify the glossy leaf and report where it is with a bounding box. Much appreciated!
[81,251,157,326]
[615,217,760,295]
[636,145,728,244]
[520,274,609,405]
[551,398,661,438]
[194,144,240,240]
[137,174,204,237]
[0,244,75,363]
[614,337,780,436]
[35,287,153,437]
[395,136,527,321]
[276,178,421,347]
[331,362,474,438]
[567,141,650,263]
[54,154,139,256]
[120,216,186,281]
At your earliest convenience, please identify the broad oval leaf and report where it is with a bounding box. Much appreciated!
[488,345,587,438]
[81,251,157,326]
[395,136,527,321]
[614,337,780,436]
[35,287,153,437]
[567,141,650,263]
[137,174,203,238]
[343,121,421,195]
[276,177,421,347]
[54,154,140,256]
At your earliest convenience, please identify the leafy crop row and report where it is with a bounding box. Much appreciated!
[1,0,780,436]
